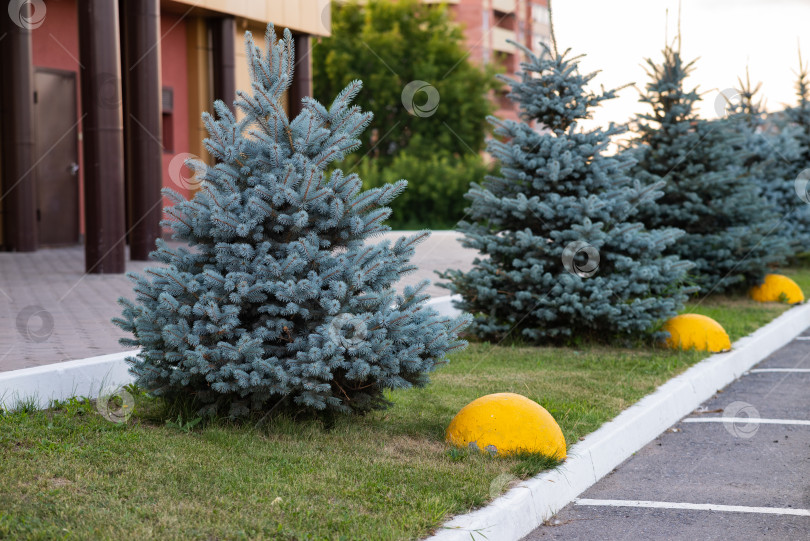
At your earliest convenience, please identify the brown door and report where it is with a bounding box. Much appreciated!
[34,69,80,246]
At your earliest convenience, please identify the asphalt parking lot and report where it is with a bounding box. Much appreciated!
[525,331,810,540]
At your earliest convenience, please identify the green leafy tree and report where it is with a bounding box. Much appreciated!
[356,145,493,229]
[313,0,497,164]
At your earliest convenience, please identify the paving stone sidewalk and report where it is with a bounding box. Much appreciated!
[0,231,473,372]
[525,330,810,540]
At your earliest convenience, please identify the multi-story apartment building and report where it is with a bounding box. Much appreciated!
[438,0,551,120]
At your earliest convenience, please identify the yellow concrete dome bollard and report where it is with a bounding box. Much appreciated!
[749,274,805,304]
[445,392,566,459]
[663,314,731,352]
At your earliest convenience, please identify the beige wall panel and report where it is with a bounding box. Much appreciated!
[492,26,517,53]
[492,0,516,13]
[171,0,330,36]
[186,17,214,165]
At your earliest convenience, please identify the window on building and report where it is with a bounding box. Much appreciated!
[496,88,512,111]
[532,5,550,25]
[495,51,516,74]
[493,10,516,30]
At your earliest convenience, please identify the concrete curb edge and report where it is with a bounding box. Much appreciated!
[0,350,137,410]
[0,296,466,410]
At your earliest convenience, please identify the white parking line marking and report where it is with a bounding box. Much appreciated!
[683,417,810,426]
[793,336,810,340]
[749,368,810,373]
[575,499,810,516]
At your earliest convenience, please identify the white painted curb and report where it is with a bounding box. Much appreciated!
[0,350,136,410]
[426,294,463,317]
[0,297,465,410]
[425,301,810,541]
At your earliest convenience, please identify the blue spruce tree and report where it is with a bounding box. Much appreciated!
[722,71,810,255]
[114,26,469,417]
[781,54,810,253]
[784,55,810,165]
[440,43,693,344]
[629,46,789,293]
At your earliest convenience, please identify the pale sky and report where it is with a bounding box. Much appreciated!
[553,0,810,130]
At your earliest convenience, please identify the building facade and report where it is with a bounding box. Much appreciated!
[0,0,329,272]
[0,0,548,270]
[437,0,551,120]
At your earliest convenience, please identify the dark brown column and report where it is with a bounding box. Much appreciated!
[78,0,126,273]
[123,0,162,260]
[0,6,38,252]
[211,17,235,111]
[289,34,312,119]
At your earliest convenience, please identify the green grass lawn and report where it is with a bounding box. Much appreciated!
[1,269,806,540]
[684,266,810,341]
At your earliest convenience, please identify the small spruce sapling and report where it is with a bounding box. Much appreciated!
[114,26,469,418]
